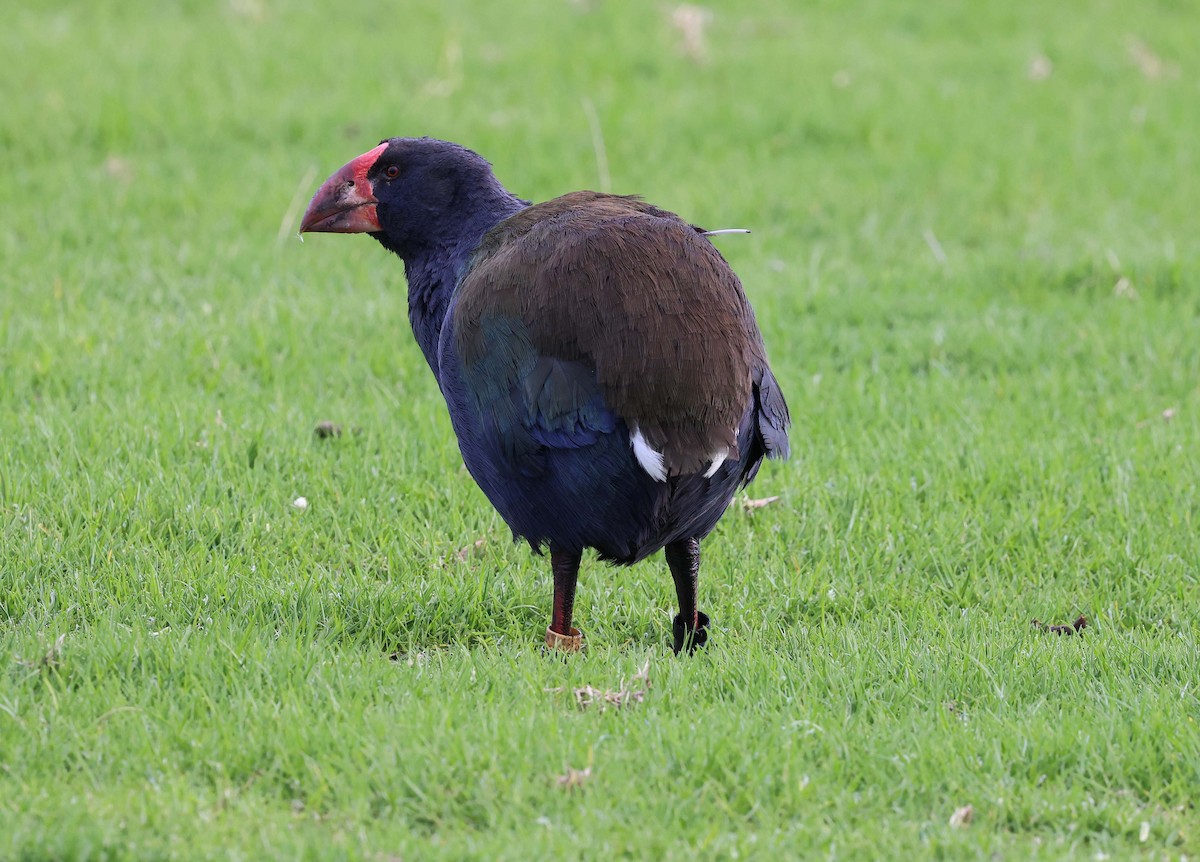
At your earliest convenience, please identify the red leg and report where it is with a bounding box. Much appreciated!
[546,547,584,651]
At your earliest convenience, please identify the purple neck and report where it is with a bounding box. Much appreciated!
[384,192,526,376]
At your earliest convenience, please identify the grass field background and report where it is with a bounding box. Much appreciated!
[2,0,1198,858]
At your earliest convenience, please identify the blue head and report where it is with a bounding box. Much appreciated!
[301,137,527,373]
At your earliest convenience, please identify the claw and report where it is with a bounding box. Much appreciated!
[672,611,710,655]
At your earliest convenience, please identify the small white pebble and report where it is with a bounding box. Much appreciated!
[292,496,308,510]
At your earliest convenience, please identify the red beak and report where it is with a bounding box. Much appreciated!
[300,142,388,233]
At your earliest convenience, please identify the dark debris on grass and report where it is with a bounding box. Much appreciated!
[1031,615,1088,636]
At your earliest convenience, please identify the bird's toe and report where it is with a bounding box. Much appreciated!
[672,611,710,655]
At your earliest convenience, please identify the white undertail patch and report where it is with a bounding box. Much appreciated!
[630,428,667,482]
[703,448,729,478]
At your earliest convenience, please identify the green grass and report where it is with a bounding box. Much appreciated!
[2,0,1199,858]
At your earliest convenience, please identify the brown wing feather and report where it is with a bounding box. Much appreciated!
[455,193,766,476]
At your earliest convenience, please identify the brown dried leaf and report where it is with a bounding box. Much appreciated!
[456,538,486,561]
[741,494,780,511]
[573,684,645,710]
[314,420,343,439]
[949,804,974,828]
[1127,38,1179,80]
[550,659,652,712]
[670,4,713,62]
[1113,276,1138,299]
[1136,406,1178,429]
[104,155,135,184]
[556,766,592,791]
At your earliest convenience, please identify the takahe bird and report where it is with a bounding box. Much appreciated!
[301,138,790,653]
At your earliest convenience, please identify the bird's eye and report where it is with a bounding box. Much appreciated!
[384,164,400,180]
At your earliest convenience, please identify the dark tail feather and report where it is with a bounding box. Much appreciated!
[737,365,790,489]
[755,365,790,460]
